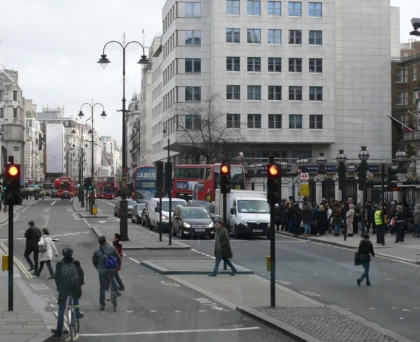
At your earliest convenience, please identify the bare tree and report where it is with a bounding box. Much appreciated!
[167,93,245,163]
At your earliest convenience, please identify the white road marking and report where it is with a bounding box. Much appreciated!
[51,201,56,205]
[161,281,180,287]
[129,257,140,264]
[81,327,260,337]
[126,311,134,313]
[403,309,410,311]
[175,310,181,313]
[300,291,320,297]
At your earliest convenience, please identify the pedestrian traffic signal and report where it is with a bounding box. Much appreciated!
[35,181,39,189]
[84,177,93,190]
[4,164,21,205]
[220,163,231,194]
[387,166,398,190]
[266,163,281,207]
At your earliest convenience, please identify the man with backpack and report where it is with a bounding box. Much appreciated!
[51,247,84,339]
[92,235,121,311]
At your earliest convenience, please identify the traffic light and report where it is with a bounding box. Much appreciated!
[156,161,164,189]
[84,177,92,190]
[77,181,81,188]
[4,164,21,205]
[35,181,39,189]
[220,162,231,194]
[387,166,399,190]
[266,162,281,207]
[165,162,172,195]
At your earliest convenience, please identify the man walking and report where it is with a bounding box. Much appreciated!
[209,220,237,277]
[24,221,42,273]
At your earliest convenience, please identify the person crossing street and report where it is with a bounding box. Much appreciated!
[209,220,237,277]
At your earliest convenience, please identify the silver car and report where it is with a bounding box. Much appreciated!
[114,200,137,217]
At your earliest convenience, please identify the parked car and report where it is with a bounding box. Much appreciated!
[172,204,215,239]
[51,189,58,198]
[131,203,146,224]
[147,198,188,232]
[114,199,137,217]
[61,191,71,200]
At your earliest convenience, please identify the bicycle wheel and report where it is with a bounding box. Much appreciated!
[69,310,75,342]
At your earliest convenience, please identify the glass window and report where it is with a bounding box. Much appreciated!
[404,91,408,105]
[185,115,201,129]
[226,85,240,100]
[309,30,322,45]
[247,29,261,43]
[247,86,261,100]
[226,28,240,43]
[268,114,282,129]
[227,0,240,14]
[309,86,322,101]
[185,59,201,73]
[185,30,201,45]
[185,87,201,101]
[288,2,302,16]
[247,57,261,71]
[404,68,409,82]
[309,115,323,129]
[0,78,2,84]
[289,114,302,128]
[289,30,302,44]
[0,108,3,118]
[309,58,322,72]
[289,58,302,72]
[0,90,4,101]
[227,114,241,128]
[247,0,261,15]
[268,86,282,100]
[185,2,201,17]
[268,29,281,44]
[13,91,18,101]
[396,69,403,83]
[247,114,261,128]
[309,2,322,17]
[289,86,302,100]
[268,1,281,15]
[413,65,417,81]
[13,108,17,118]
[396,91,403,105]
[268,57,281,72]
[226,57,240,71]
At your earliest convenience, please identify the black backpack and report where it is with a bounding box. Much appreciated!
[60,261,79,291]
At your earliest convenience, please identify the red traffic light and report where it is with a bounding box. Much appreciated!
[8,165,19,177]
[268,165,279,177]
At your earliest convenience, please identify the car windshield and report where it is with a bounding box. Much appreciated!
[127,200,137,207]
[161,200,186,211]
[191,201,211,211]
[183,208,210,219]
[237,200,270,213]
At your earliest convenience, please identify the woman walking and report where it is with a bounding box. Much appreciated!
[36,228,58,279]
[346,204,355,236]
[316,205,328,236]
[357,234,375,286]
[112,233,125,290]
[394,205,405,243]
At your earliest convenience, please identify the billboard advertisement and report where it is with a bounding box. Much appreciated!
[46,123,64,174]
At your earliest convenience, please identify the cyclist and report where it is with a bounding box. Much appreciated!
[51,247,84,339]
[92,235,121,311]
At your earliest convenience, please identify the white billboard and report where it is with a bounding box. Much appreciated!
[46,123,64,174]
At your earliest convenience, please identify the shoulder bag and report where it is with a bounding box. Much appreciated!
[100,247,118,269]
[38,237,47,253]
[354,251,361,266]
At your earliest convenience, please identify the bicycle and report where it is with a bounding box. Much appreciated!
[106,270,118,312]
[66,295,79,342]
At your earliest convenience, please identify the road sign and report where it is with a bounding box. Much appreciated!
[300,173,309,181]
[301,183,310,196]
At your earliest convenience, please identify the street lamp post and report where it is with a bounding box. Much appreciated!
[358,146,370,238]
[336,150,347,240]
[98,37,150,241]
[78,102,106,215]
[317,153,326,174]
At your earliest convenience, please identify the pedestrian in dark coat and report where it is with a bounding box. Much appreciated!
[209,220,237,276]
[302,204,313,237]
[357,234,375,286]
[316,205,328,236]
[274,204,282,231]
[24,221,42,274]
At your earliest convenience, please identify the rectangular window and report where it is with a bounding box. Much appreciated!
[268,57,281,72]
[185,115,201,130]
[185,2,201,17]
[289,30,302,44]
[268,29,281,44]
[13,91,18,101]
[309,58,322,72]
[247,57,261,71]
[227,114,241,128]
[226,28,240,43]
[289,86,302,100]
[289,58,302,72]
[13,108,17,118]
[247,86,261,100]
[309,2,322,17]
[185,58,201,73]
[227,85,240,100]
[185,87,201,101]
[396,91,403,105]
[247,114,261,128]
[226,57,240,71]
[309,115,323,129]
[404,91,408,105]
[268,1,281,15]
[413,65,417,81]
[288,2,302,16]
[247,29,261,43]
[309,30,322,45]
[247,0,261,15]
[268,86,282,100]
[309,86,322,101]
[0,78,2,84]
[404,68,409,83]
[185,30,201,45]
[396,69,403,83]
[0,108,3,118]
[227,0,240,14]
[0,90,3,101]
[289,114,302,129]
[268,114,282,128]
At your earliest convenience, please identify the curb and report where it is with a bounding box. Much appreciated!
[0,201,38,225]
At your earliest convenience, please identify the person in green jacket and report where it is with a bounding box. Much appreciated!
[209,220,237,277]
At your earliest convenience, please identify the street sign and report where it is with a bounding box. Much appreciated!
[300,173,309,181]
[301,183,310,196]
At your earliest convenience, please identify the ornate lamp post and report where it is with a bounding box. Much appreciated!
[98,37,150,241]
[317,153,326,174]
[78,102,106,214]
[336,150,347,239]
[358,146,370,237]
[396,148,408,173]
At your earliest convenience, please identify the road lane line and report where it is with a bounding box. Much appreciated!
[128,257,141,264]
[51,201,56,205]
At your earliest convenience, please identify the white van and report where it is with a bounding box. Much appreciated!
[148,198,187,231]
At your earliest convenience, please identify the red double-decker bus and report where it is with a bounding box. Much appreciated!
[132,166,158,203]
[96,176,116,199]
[172,163,246,201]
[55,177,73,198]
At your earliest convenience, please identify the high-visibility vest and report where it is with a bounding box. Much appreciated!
[374,210,382,225]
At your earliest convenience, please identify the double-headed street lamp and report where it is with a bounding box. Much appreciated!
[358,146,370,237]
[98,37,150,241]
[77,102,106,214]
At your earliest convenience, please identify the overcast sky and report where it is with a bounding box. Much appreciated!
[0,0,418,145]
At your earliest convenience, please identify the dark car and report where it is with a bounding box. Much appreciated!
[61,191,71,200]
[114,200,136,217]
[188,200,217,221]
[173,204,215,239]
[51,189,58,198]
[132,203,146,224]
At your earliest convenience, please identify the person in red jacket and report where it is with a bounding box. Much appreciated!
[112,233,125,291]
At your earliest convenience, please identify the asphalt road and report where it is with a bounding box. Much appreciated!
[4,199,294,342]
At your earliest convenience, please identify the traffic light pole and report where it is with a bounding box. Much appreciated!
[8,204,14,311]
